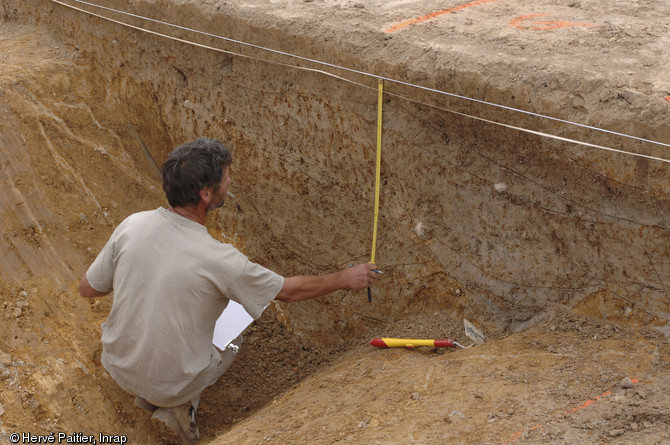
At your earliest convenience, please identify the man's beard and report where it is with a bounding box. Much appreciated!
[207,199,225,211]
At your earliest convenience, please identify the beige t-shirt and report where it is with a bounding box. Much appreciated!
[86,207,284,407]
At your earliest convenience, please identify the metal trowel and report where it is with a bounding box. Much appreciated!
[461,318,486,348]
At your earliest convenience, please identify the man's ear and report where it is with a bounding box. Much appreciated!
[199,188,212,204]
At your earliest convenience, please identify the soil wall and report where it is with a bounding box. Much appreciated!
[3,0,670,343]
[1,0,670,443]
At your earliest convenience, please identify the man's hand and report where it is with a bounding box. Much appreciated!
[276,263,379,303]
[339,263,379,290]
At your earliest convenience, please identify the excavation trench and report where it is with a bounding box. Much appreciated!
[1,0,670,443]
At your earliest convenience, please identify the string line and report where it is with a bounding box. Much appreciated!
[56,0,670,151]
[50,0,670,164]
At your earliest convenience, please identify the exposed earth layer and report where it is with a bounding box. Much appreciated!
[0,0,669,444]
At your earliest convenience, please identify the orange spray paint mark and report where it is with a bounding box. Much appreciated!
[502,388,620,444]
[384,0,498,33]
[510,13,597,30]
[664,96,670,103]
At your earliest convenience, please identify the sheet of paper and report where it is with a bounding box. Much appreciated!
[212,301,255,349]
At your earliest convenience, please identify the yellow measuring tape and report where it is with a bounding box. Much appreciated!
[370,78,383,265]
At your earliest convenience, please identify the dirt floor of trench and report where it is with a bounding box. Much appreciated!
[1,5,670,445]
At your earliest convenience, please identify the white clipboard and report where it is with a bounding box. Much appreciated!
[212,301,256,349]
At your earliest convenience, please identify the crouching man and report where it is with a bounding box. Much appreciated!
[78,137,377,444]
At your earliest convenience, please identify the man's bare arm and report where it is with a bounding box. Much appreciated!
[78,273,112,298]
[275,263,377,303]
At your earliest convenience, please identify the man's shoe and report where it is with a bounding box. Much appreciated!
[151,403,200,444]
[134,396,158,412]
